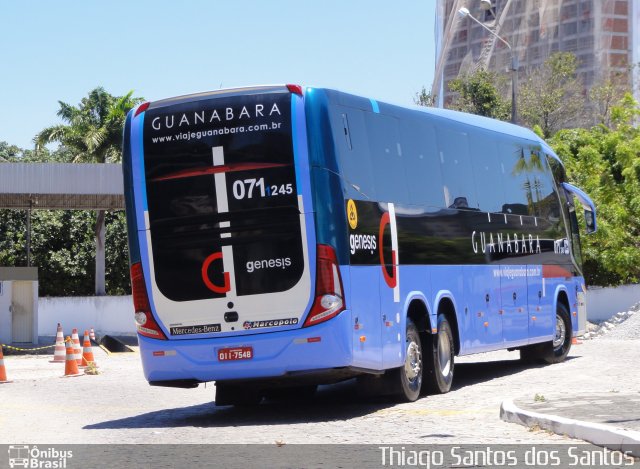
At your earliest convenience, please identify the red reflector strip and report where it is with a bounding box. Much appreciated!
[137,325,161,336]
[152,350,176,357]
[542,265,573,279]
[293,337,322,344]
[151,162,288,182]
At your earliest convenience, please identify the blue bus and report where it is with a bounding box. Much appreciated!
[122,84,596,405]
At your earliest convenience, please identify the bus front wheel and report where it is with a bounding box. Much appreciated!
[423,314,455,394]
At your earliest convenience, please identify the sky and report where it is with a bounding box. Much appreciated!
[0,1,436,150]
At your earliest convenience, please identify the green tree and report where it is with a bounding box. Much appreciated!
[414,86,436,107]
[34,87,142,295]
[34,87,141,163]
[518,52,586,138]
[0,142,21,162]
[0,207,131,296]
[1,140,74,163]
[447,69,511,121]
[550,93,640,286]
[589,73,630,128]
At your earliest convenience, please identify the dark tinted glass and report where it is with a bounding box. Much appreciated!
[469,130,504,213]
[436,124,478,209]
[364,112,410,203]
[546,154,566,183]
[498,141,532,215]
[528,150,561,220]
[330,108,376,200]
[399,119,445,207]
[143,92,304,301]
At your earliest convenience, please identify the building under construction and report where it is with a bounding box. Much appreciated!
[434,0,640,108]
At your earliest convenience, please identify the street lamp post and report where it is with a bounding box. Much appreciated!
[457,7,518,124]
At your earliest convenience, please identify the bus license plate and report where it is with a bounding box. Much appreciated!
[218,346,253,362]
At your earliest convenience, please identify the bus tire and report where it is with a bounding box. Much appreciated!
[383,319,422,402]
[520,303,572,364]
[423,314,455,394]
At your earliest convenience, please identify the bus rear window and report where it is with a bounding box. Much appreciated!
[142,92,305,302]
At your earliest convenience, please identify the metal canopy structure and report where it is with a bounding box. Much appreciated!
[0,162,125,295]
[0,163,124,210]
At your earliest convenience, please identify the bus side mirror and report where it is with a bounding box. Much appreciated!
[584,209,596,234]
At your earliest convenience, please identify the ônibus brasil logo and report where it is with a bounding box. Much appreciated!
[8,445,72,468]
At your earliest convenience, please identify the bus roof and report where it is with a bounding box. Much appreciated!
[132,83,562,166]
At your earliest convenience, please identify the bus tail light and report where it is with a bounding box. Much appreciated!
[304,245,346,327]
[130,262,167,340]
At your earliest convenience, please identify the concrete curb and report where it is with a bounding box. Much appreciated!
[500,399,640,457]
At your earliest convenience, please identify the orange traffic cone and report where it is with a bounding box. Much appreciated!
[71,328,84,367]
[62,338,82,378]
[81,330,96,367]
[0,346,12,383]
[50,323,66,363]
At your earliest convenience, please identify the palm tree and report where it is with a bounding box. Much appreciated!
[35,87,143,295]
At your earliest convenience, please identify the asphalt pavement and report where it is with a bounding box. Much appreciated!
[2,331,640,458]
[497,312,640,457]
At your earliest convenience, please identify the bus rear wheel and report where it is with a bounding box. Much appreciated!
[423,314,455,394]
[520,303,572,364]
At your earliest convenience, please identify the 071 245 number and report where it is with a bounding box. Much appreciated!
[232,177,293,200]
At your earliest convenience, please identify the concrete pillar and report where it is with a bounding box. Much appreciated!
[95,210,106,296]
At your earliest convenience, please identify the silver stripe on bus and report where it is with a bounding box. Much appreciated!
[211,146,235,295]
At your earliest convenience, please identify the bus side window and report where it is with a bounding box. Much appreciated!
[436,125,478,210]
[330,107,376,200]
[498,142,533,216]
[546,155,566,184]
[399,120,445,208]
[530,150,561,220]
[468,130,505,213]
[564,192,584,266]
[364,112,410,204]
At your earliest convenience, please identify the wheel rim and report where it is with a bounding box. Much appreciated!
[404,339,421,383]
[553,313,566,349]
[437,328,452,376]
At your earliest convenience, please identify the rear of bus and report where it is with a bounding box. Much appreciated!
[122,85,351,387]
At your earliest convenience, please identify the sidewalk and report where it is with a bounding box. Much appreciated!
[501,392,640,456]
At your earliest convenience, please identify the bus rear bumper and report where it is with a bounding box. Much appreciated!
[138,311,353,384]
